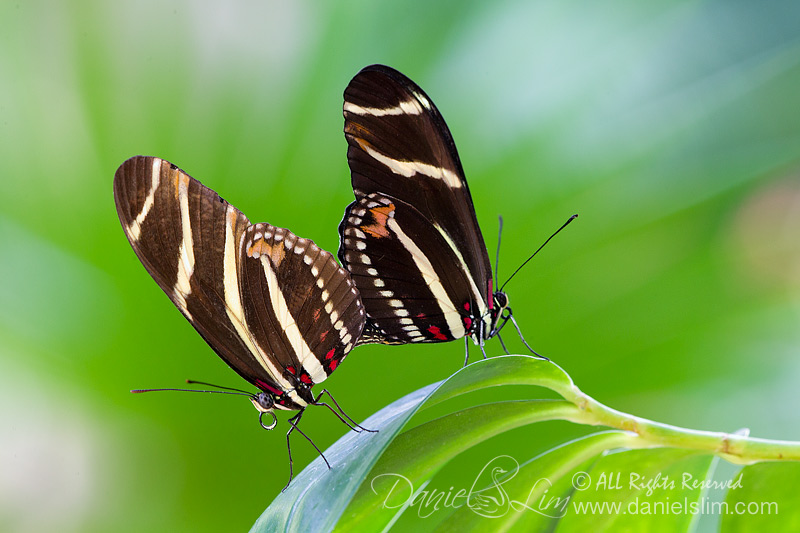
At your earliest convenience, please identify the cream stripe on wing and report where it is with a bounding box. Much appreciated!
[259,254,328,384]
[386,218,466,339]
[173,172,195,319]
[432,222,492,339]
[432,223,487,314]
[127,157,161,242]
[221,206,303,405]
[355,139,462,189]
[344,98,423,116]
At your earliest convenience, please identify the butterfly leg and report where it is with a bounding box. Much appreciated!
[496,332,511,355]
[314,389,377,433]
[478,324,488,360]
[283,409,330,491]
[463,334,488,364]
[509,313,549,361]
[478,342,488,360]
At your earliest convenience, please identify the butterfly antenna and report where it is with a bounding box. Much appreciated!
[499,214,577,292]
[131,387,254,398]
[495,215,504,282]
[185,379,252,394]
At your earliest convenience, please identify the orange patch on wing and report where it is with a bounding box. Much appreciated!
[248,238,286,267]
[348,124,371,139]
[361,204,395,239]
[247,238,272,257]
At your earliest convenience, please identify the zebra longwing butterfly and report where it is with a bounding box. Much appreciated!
[338,65,536,360]
[114,155,368,486]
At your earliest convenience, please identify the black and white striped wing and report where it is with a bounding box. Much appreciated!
[340,193,484,344]
[114,156,364,409]
[238,223,364,385]
[338,64,494,344]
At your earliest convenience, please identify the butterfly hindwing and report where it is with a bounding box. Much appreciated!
[238,224,364,385]
[340,193,484,344]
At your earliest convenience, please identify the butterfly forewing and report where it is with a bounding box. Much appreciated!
[113,156,265,383]
[114,156,364,407]
[340,65,495,344]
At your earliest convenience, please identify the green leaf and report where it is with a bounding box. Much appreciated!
[337,400,582,532]
[435,431,642,532]
[721,462,800,531]
[250,382,439,533]
[253,356,800,532]
[559,449,715,532]
[252,355,570,532]
[419,355,575,410]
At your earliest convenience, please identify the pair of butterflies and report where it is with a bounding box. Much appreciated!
[114,65,540,484]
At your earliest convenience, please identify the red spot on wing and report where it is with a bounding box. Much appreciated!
[286,366,296,375]
[255,379,282,396]
[464,302,470,311]
[320,330,328,342]
[300,373,313,384]
[326,348,336,360]
[416,313,426,319]
[463,316,473,329]
[427,325,448,341]
[329,359,339,371]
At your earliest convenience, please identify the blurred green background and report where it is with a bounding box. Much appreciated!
[2,1,800,531]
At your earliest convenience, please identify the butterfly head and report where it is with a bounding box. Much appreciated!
[251,387,311,414]
[250,389,311,430]
[493,291,509,312]
[250,391,275,413]
[488,290,512,339]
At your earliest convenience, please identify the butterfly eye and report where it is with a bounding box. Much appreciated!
[256,392,274,410]
[494,292,509,309]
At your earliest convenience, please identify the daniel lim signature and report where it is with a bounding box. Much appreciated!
[370,455,568,519]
